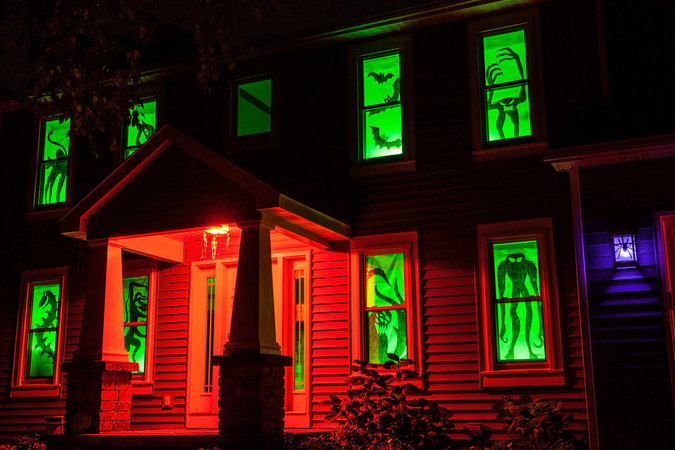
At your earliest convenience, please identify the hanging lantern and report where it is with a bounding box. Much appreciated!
[201,225,230,260]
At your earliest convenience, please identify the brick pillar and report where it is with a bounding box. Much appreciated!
[64,360,137,433]
[64,241,137,434]
[214,353,291,439]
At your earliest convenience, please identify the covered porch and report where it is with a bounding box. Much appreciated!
[58,126,350,441]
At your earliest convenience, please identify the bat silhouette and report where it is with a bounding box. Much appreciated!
[370,126,402,150]
[368,72,394,84]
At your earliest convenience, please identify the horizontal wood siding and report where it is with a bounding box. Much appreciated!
[310,249,350,427]
[131,263,189,430]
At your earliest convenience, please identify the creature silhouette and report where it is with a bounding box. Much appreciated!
[370,126,402,150]
[131,109,155,147]
[384,77,401,103]
[124,280,148,363]
[367,257,407,363]
[368,71,394,84]
[485,47,527,139]
[497,253,544,360]
[43,131,67,204]
[33,290,59,365]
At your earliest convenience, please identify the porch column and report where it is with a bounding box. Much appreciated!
[64,240,137,434]
[214,219,291,445]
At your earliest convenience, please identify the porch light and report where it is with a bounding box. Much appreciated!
[612,233,637,266]
[202,225,230,260]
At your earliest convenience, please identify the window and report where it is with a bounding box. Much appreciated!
[35,117,71,207]
[351,35,415,173]
[476,219,564,387]
[235,77,271,137]
[122,97,158,159]
[12,268,68,397]
[468,9,545,160]
[122,263,157,390]
[350,232,423,375]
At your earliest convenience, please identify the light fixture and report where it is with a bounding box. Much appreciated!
[201,225,230,260]
[612,233,637,266]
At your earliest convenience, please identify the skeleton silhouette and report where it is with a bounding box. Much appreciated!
[497,253,544,360]
[486,47,527,140]
[124,281,148,364]
[367,263,407,363]
[131,109,155,146]
[43,131,67,204]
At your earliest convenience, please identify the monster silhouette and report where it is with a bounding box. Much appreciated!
[485,47,527,140]
[496,253,544,360]
[43,131,68,204]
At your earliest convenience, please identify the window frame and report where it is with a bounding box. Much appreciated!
[122,260,158,395]
[121,91,163,161]
[225,62,280,153]
[476,218,564,387]
[29,115,74,215]
[350,232,423,380]
[11,267,68,398]
[349,34,416,177]
[468,8,546,162]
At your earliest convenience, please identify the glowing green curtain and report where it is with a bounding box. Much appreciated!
[123,276,149,373]
[38,118,69,205]
[492,240,545,361]
[124,99,157,158]
[482,28,532,142]
[294,271,305,391]
[237,78,271,136]
[361,52,403,160]
[364,253,407,364]
[26,283,60,378]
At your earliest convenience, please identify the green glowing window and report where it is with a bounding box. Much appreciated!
[481,28,532,143]
[363,252,408,364]
[25,283,61,378]
[293,269,305,392]
[37,117,70,206]
[476,219,565,387]
[492,240,545,362]
[123,275,149,374]
[123,99,157,159]
[360,52,403,160]
[204,276,216,393]
[236,78,271,137]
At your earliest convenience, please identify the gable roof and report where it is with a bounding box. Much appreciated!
[61,125,350,247]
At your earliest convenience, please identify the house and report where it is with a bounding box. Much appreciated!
[1,0,674,448]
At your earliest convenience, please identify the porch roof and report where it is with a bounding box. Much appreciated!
[61,125,350,250]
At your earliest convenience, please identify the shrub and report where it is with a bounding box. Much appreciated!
[0,434,46,450]
[298,355,455,450]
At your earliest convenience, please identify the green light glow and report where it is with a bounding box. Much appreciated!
[361,52,403,160]
[123,276,148,373]
[482,28,531,142]
[492,240,545,361]
[294,271,305,392]
[364,253,407,364]
[492,240,539,299]
[495,300,545,361]
[204,276,215,393]
[236,78,271,136]
[38,118,69,205]
[26,283,60,378]
[367,310,407,364]
[124,99,157,159]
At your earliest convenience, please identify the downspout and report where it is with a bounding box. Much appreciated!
[569,168,600,450]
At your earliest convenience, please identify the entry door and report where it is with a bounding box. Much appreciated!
[186,261,237,428]
[186,254,311,428]
[659,216,675,406]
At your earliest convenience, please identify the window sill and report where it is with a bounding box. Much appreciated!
[480,368,565,388]
[10,384,61,399]
[350,158,416,178]
[473,140,547,163]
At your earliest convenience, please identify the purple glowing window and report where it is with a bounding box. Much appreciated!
[612,233,637,265]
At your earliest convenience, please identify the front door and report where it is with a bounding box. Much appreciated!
[186,253,311,428]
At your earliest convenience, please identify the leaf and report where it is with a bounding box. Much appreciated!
[386,353,400,363]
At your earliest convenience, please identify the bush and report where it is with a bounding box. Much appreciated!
[0,434,46,450]
[298,355,455,450]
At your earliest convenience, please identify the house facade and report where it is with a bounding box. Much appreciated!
[1,1,674,448]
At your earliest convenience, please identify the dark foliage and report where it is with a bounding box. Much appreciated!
[297,355,455,450]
